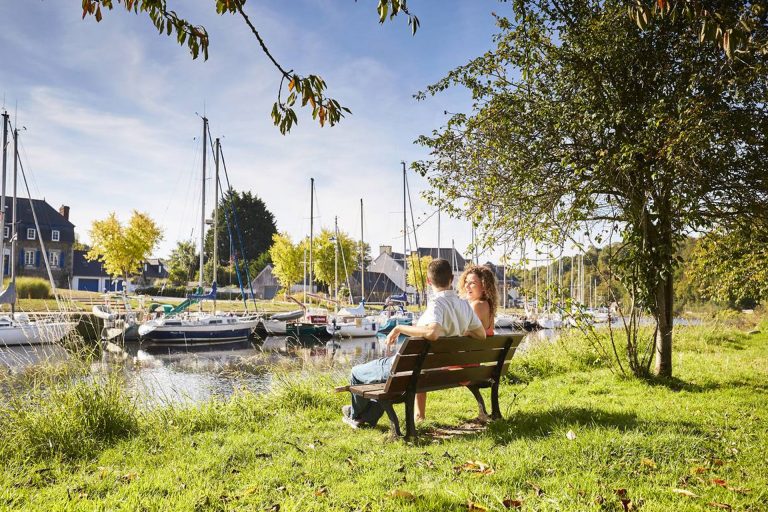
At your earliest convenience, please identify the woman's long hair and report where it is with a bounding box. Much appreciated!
[457,264,499,321]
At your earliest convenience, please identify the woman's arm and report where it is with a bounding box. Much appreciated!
[471,300,492,330]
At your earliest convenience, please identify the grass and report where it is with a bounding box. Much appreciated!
[0,319,766,511]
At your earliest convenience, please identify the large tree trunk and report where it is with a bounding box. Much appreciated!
[654,271,674,377]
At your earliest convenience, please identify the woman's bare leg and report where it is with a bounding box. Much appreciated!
[415,392,427,421]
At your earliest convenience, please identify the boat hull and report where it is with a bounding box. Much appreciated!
[376,317,413,335]
[0,321,77,346]
[328,323,379,338]
[139,318,260,345]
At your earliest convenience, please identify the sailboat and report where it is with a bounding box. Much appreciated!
[138,117,261,346]
[0,111,77,346]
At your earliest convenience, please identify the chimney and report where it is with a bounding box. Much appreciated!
[379,245,392,256]
[59,205,70,221]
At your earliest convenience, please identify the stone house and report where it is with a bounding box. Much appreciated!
[2,201,74,287]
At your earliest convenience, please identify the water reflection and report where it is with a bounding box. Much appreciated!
[1,324,654,405]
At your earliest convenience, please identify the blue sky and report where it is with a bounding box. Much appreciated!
[0,1,514,264]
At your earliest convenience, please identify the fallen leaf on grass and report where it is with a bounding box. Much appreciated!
[455,461,494,475]
[268,505,280,512]
[712,459,724,466]
[594,495,605,505]
[692,466,708,474]
[620,498,633,511]
[529,482,545,497]
[120,472,138,483]
[314,486,328,497]
[566,430,577,440]
[710,478,727,487]
[672,489,699,498]
[502,498,523,508]
[467,501,488,511]
[708,502,732,510]
[725,486,750,494]
[615,489,627,498]
[641,458,657,469]
[388,489,416,501]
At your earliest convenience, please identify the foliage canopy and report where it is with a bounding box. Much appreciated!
[415,0,768,377]
[87,211,163,282]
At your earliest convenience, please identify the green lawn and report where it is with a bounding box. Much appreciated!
[1,319,766,511]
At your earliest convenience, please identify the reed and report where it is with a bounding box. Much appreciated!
[0,371,139,461]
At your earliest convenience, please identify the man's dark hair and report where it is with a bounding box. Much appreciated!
[428,258,453,288]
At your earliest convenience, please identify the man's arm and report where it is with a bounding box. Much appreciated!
[386,323,444,345]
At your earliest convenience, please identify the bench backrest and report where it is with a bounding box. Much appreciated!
[383,334,525,395]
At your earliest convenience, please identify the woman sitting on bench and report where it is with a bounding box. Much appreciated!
[341,258,486,429]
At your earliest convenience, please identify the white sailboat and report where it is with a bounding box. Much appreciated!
[138,118,260,345]
[0,111,77,346]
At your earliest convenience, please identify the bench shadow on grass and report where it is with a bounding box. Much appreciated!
[421,406,639,445]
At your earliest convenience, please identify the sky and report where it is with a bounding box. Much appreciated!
[0,1,517,265]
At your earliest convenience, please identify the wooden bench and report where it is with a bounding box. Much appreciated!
[342,333,524,439]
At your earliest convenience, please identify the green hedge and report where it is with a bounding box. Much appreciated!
[134,285,189,298]
[5,277,51,299]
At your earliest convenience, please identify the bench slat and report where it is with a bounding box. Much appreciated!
[424,334,523,354]
[385,365,497,394]
[397,337,429,356]
[392,347,509,373]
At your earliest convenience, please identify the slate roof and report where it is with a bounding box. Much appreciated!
[3,198,75,243]
[72,250,106,277]
[349,270,403,294]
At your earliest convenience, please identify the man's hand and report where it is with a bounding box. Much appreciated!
[385,326,400,346]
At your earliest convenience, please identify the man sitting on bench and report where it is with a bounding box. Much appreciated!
[342,258,486,429]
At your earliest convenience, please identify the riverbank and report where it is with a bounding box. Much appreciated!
[1,318,766,511]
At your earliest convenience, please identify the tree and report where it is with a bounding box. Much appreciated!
[406,255,431,298]
[269,233,303,292]
[631,1,768,60]
[80,0,419,133]
[204,189,277,276]
[166,239,198,285]
[310,228,358,294]
[415,1,768,377]
[87,211,163,283]
[688,227,768,308]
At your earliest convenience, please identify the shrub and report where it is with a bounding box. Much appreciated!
[6,277,51,299]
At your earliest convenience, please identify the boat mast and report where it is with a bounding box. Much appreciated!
[334,216,339,307]
[360,198,364,303]
[200,117,207,306]
[0,112,7,288]
[402,162,407,294]
[11,126,18,314]
[437,189,441,258]
[213,137,220,311]
[502,245,507,310]
[309,177,314,304]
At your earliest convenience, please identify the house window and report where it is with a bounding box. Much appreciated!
[24,249,35,267]
[27,228,36,240]
[3,226,7,239]
[52,230,60,242]
[50,250,61,268]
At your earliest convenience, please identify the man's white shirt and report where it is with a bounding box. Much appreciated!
[417,289,483,336]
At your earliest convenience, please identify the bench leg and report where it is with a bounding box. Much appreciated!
[490,381,502,420]
[382,402,402,437]
[467,385,491,423]
[404,392,417,439]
